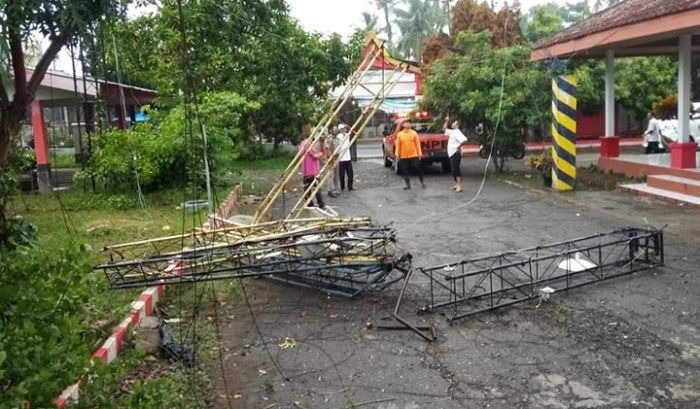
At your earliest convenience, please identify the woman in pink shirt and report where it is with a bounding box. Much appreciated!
[299,136,326,209]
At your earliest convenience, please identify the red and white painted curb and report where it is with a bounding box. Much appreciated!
[55,187,241,408]
[55,285,165,408]
[207,184,242,229]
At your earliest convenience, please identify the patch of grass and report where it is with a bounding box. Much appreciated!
[219,150,295,195]
[50,152,80,169]
[11,190,206,252]
[229,150,295,172]
[6,188,211,354]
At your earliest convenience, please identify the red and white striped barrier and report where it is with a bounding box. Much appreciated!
[55,186,241,407]
[207,184,242,229]
[55,285,165,408]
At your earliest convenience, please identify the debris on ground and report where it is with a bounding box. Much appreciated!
[278,337,296,350]
[160,324,195,367]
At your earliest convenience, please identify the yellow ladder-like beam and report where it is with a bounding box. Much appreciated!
[252,48,383,223]
[286,64,410,220]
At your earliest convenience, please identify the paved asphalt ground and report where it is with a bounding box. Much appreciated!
[211,159,700,409]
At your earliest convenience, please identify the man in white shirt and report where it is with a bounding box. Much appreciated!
[336,123,354,191]
[326,126,341,197]
[444,117,468,192]
[644,112,661,154]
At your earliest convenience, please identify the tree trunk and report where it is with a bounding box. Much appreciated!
[383,6,393,47]
[0,103,30,246]
[0,103,29,176]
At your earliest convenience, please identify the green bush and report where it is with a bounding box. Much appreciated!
[0,243,98,408]
[87,122,176,191]
[77,91,259,192]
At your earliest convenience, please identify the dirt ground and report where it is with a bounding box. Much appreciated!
[210,158,700,409]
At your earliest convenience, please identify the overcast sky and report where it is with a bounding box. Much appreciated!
[287,0,565,38]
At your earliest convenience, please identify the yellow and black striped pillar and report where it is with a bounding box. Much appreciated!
[551,75,578,191]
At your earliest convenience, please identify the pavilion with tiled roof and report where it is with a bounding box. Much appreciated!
[532,0,700,171]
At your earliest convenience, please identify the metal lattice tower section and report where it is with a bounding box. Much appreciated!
[417,228,664,321]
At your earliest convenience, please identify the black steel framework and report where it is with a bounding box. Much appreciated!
[417,228,664,321]
[96,219,411,298]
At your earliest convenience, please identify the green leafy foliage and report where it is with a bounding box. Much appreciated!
[0,243,98,408]
[422,31,550,171]
[573,62,605,115]
[616,57,677,122]
[521,6,564,44]
[395,0,447,60]
[520,1,591,44]
[94,0,360,144]
[77,91,259,192]
[1,146,36,248]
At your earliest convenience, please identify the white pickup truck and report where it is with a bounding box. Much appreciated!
[653,102,700,148]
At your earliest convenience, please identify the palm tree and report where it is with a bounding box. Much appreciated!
[434,0,453,33]
[593,0,622,12]
[394,0,440,60]
[374,0,397,47]
[361,12,379,33]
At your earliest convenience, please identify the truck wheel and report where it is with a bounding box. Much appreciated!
[511,145,526,160]
[441,159,451,173]
[479,146,489,159]
[383,147,392,168]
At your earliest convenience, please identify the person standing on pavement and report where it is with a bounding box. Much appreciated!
[443,117,468,193]
[336,123,354,191]
[644,112,662,154]
[395,119,425,190]
[326,126,341,197]
[298,135,326,209]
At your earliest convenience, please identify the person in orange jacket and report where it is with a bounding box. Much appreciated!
[394,119,425,190]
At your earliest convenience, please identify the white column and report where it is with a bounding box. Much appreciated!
[605,49,615,137]
[678,34,691,144]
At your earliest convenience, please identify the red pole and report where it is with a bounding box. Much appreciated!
[31,100,50,165]
[31,100,52,193]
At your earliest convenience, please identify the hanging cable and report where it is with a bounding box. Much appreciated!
[69,43,85,171]
[111,33,147,211]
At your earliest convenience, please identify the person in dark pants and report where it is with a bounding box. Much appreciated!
[299,135,325,209]
[443,117,468,193]
[643,112,662,154]
[326,126,341,197]
[336,123,354,191]
[394,120,425,190]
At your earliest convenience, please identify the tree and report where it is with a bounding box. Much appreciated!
[361,12,379,33]
[0,0,123,244]
[243,24,362,144]
[92,0,290,96]
[450,0,519,48]
[492,3,521,48]
[520,1,592,44]
[616,57,677,123]
[394,0,441,59]
[374,0,397,47]
[421,33,453,65]
[97,0,361,144]
[432,0,453,33]
[450,0,495,38]
[593,0,623,12]
[422,31,550,172]
[521,6,564,44]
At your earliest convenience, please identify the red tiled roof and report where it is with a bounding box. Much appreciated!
[535,0,700,49]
